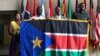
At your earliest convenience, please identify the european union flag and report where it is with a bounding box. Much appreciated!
[20,21,53,56]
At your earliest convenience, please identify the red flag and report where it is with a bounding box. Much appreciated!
[84,0,86,8]
[23,0,30,19]
[89,0,98,48]
[62,0,66,17]
[94,0,100,46]
[49,0,53,17]
[26,0,30,12]
[33,0,37,16]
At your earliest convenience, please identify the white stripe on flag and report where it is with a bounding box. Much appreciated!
[45,32,88,38]
[45,48,86,52]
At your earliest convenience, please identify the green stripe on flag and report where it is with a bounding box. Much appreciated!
[40,51,86,56]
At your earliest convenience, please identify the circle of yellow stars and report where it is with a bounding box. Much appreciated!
[32,36,43,48]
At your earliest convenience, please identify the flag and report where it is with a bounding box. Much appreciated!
[96,0,100,39]
[25,0,30,18]
[41,0,45,17]
[49,0,53,17]
[62,0,66,17]
[89,0,98,48]
[84,0,86,8]
[95,0,100,40]
[89,0,94,21]
[33,0,37,16]
[92,0,100,47]
[75,0,78,12]
[20,20,89,56]
[21,0,24,20]
[21,0,30,20]
[67,0,72,19]
[97,0,100,13]
[57,0,61,7]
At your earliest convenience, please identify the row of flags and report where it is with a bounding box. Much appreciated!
[21,0,89,20]
[21,0,93,20]
[21,0,99,23]
[21,0,73,19]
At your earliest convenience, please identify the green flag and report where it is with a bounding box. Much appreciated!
[67,0,72,19]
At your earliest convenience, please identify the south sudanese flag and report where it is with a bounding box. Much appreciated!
[20,20,89,56]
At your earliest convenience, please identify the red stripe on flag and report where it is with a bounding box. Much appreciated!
[48,35,87,49]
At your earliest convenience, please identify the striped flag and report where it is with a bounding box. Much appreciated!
[41,0,45,17]
[33,0,37,16]
[21,0,30,19]
[49,0,53,17]
[89,0,99,48]
[67,0,72,19]
[62,0,66,17]
[94,0,100,46]
[89,0,94,21]
[21,0,24,20]
[20,20,89,56]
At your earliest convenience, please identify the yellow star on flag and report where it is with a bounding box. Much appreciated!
[32,36,43,48]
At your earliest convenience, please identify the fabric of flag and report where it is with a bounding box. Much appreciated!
[75,0,78,12]
[21,0,25,20]
[89,0,94,21]
[20,20,89,56]
[84,0,86,8]
[41,0,45,17]
[92,0,100,47]
[67,0,72,19]
[33,0,37,16]
[57,0,61,7]
[49,0,53,17]
[97,0,100,13]
[62,0,66,17]
[96,0,100,39]
[21,0,30,20]
[25,0,30,18]
[89,0,95,44]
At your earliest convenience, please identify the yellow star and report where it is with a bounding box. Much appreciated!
[32,36,43,48]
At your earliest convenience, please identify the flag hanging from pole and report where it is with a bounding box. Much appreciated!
[89,0,98,48]
[62,0,66,17]
[21,0,30,19]
[49,0,53,17]
[41,0,45,17]
[84,0,87,8]
[89,0,94,21]
[75,0,78,12]
[21,0,24,20]
[33,0,37,16]
[57,0,61,7]
[67,0,72,19]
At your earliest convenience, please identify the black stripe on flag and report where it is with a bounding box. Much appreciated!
[26,20,88,34]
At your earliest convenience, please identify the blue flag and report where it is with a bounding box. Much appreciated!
[20,21,53,56]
